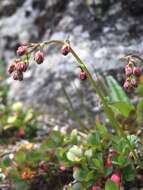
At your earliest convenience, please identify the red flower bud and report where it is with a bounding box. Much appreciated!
[80,71,87,80]
[39,161,47,171]
[61,44,70,56]
[111,173,121,186]
[105,159,112,168]
[34,50,44,64]
[8,63,16,74]
[133,67,142,77]
[91,185,97,190]
[18,128,25,138]
[17,46,27,56]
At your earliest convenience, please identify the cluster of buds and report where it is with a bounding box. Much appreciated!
[8,59,29,81]
[122,54,143,92]
[8,41,71,81]
[8,44,45,81]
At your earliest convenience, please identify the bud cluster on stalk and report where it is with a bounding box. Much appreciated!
[122,54,143,92]
[8,41,72,81]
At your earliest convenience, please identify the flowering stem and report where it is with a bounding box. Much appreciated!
[69,47,139,162]
[20,40,141,164]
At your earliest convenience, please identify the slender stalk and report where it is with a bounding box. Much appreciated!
[39,40,139,162]
[69,47,139,161]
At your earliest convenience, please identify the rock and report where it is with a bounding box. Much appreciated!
[121,0,143,16]
[0,0,25,17]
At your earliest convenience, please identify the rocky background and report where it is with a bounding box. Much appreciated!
[1,0,143,124]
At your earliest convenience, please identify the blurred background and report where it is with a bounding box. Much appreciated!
[1,0,143,126]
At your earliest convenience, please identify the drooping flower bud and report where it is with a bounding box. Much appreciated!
[80,71,87,80]
[13,71,23,81]
[8,63,16,74]
[16,61,28,72]
[17,45,27,56]
[34,50,44,64]
[133,66,142,77]
[123,80,130,91]
[61,43,70,56]
[125,65,133,77]
[105,158,112,168]
[18,128,25,138]
[131,78,137,88]
[111,173,121,186]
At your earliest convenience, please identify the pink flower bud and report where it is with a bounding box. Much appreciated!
[61,44,70,56]
[111,173,121,186]
[131,78,137,88]
[34,50,44,64]
[16,61,29,72]
[80,71,87,80]
[8,63,16,74]
[17,46,27,56]
[133,67,142,77]
[91,185,97,190]
[13,71,23,81]
[125,65,133,76]
[59,165,66,171]
[13,72,19,80]
[123,81,130,91]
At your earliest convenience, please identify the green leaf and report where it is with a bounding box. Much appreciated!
[88,131,100,145]
[122,164,135,181]
[71,183,84,190]
[106,76,129,103]
[73,168,87,181]
[96,124,108,136]
[24,109,34,122]
[15,151,26,164]
[8,168,20,182]
[137,100,143,123]
[109,102,134,118]
[2,157,11,167]
[136,83,143,96]
[93,158,103,170]
[67,145,82,162]
[105,180,120,190]
[50,130,64,146]
[15,180,29,190]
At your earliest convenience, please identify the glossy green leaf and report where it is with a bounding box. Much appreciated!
[109,102,134,118]
[105,180,120,190]
[73,168,87,181]
[67,145,82,162]
[106,76,129,103]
